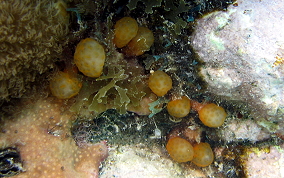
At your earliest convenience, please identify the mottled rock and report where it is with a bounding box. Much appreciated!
[100,144,209,178]
[242,145,284,177]
[191,0,284,134]
[219,119,270,143]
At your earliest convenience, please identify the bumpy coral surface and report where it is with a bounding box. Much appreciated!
[0,0,69,99]
[0,98,108,178]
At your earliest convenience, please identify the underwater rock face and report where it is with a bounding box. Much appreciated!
[191,0,284,131]
[218,119,270,143]
[242,145,284,177]
[100,144,210,178]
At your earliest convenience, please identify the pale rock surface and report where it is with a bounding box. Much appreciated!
[191,0,284,132]
[243,145,284,178]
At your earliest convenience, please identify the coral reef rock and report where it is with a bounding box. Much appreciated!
[242,145,284,177]
[0,98,108,178]
[219,119,270,143]
[100,144,209,178]
[191,0,284,133]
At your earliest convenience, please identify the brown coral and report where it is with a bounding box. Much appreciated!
[0,0,69,99]
[0,98,108,178]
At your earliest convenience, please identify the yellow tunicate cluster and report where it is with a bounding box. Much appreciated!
[166,137,214,167]
[113,17,154,56]
[113,17,138,48]
[49,71,82,99]
[74,38,106,78]
[148,70,172,96]
[165,101,227,167]
[198,103,227,127]
[167,96,191,118]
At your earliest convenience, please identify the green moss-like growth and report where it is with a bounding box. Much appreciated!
[88,61,146,114]
[70,51,150,117]
[126,0,234,36]
[127,0,189,35]
[148,97,168,118]
[127,0,162,14]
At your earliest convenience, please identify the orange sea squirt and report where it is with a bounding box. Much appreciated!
[49,71,82,99]
[198,103,227,127]
[148,70,172,96]
[166,137,194,163]
[124,26,154,56]
[113,17,138,48]
[167,96,191,118]
[192,142,214,167]
[74,38,106,78]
